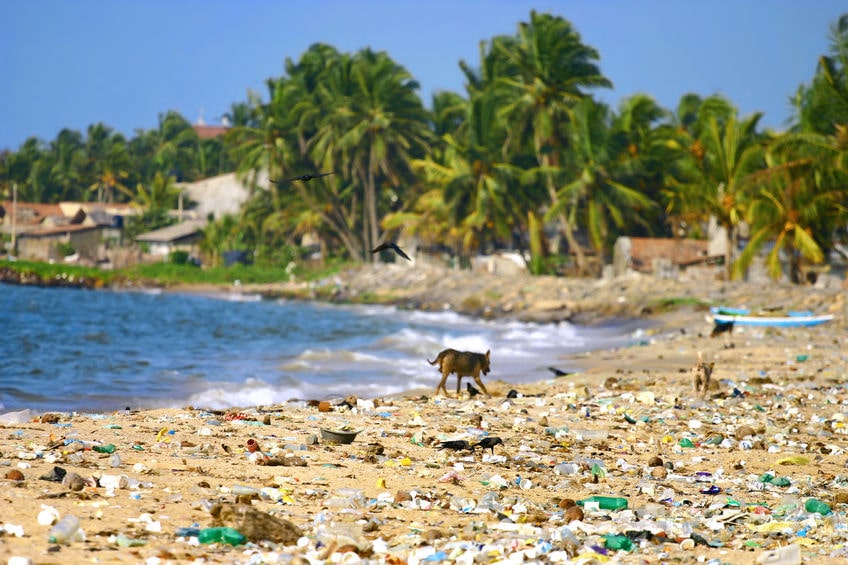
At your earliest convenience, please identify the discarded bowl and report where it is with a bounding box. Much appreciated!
[320,428,360,444]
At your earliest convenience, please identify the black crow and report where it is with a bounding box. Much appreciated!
[437,440,473,452]
[473,437,503,455]
[548,366,573,377]
[271,171,334,183]
[466,382,481,397]
[371,242,411,261]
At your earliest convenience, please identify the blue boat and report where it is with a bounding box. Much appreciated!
[710,306,833,327]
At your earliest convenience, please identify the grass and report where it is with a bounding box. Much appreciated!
[0,257,356,289]
[652,296,712,311]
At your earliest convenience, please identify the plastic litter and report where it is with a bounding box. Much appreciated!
[804,498,831,516]
[48,515,81,544]
[92,444,116,453]
[577,496,628,511]
[197,527,246,546]
[756,543,801,565]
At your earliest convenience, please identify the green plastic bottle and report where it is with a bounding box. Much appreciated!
[197,527,246,546]
[577,495,628,510]
[92,444,116,454]
[804,498,832,516]
[603,534,633,551]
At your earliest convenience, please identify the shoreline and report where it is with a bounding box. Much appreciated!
[1,265,846,564]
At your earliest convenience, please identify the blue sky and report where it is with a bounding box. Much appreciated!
[1,1,844,151]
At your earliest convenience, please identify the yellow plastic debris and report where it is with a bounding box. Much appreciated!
[776,455,810,465]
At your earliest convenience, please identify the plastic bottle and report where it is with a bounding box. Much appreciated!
[554,463,579,475]
[603,534,633,551]
[231,484,262,496]
[197,527,246,546]
[577,495,628,510]
[93,444,116,454]
[804,498,832,515]
[48,515,80,544]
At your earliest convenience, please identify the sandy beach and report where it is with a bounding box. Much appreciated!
[2,264,847,564]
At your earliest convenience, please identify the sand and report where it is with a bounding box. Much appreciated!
[2,266,847,564]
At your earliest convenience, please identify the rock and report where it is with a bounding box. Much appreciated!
[564,505,584,523]
[735,425,756,440]
[647,456,664,468]
[650,466,668,479]
[210,503,302,544]
[62,472,85,491]
[5,469,24,481]
[421,529,445,543]
[558,498,576,509]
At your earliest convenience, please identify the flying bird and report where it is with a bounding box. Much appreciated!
[710,319,734,338]
[437,440,473,452]
[371,242,411,261]
[473,436,503,455]
[548,366,573,377]
[271,171,335,184]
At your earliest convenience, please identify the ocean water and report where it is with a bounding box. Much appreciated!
[0,283,652,413]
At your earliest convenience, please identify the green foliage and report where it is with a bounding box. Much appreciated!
[56,242,76,257]
[653,296,711,311]
[0,259,115,286]
[168,250,194,266]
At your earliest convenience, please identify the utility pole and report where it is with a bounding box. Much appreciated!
[10,182,16,257]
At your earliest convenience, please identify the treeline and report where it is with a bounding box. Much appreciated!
[2,11,847,281]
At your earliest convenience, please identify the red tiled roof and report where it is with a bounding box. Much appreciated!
[193,125,229,139]
[0,201,65,226]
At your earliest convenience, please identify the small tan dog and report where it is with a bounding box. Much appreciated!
[691,351,714,399]
[427,348,491,398]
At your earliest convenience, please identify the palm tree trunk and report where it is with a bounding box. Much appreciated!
[366,147,380,261]
[724,223,735,280]
[543,170,587,275]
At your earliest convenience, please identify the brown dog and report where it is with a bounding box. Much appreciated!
[692,351,714,399]
[427,348,491,397]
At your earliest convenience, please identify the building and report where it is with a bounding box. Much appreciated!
[175,171,253,221]
[1,200,137,262]
[134,220,206,257]
[613,236,717,278]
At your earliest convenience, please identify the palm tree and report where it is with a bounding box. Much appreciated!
[49,128,86,202]
[548,98,657,267]
[736,155,828,282]
[1,138,50,202]
[793,14,848,135]
[609,94,678,238]
[312,48,433,259]
[494,10,613,274]
[663,95,765,278]
[152,111,200,182]
[409,90,527,263]
[735,125,848,281]
[85,123,132,203]
[135,171,181,211]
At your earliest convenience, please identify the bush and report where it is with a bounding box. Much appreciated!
[169,250,191,265]
[57,242,76,257]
